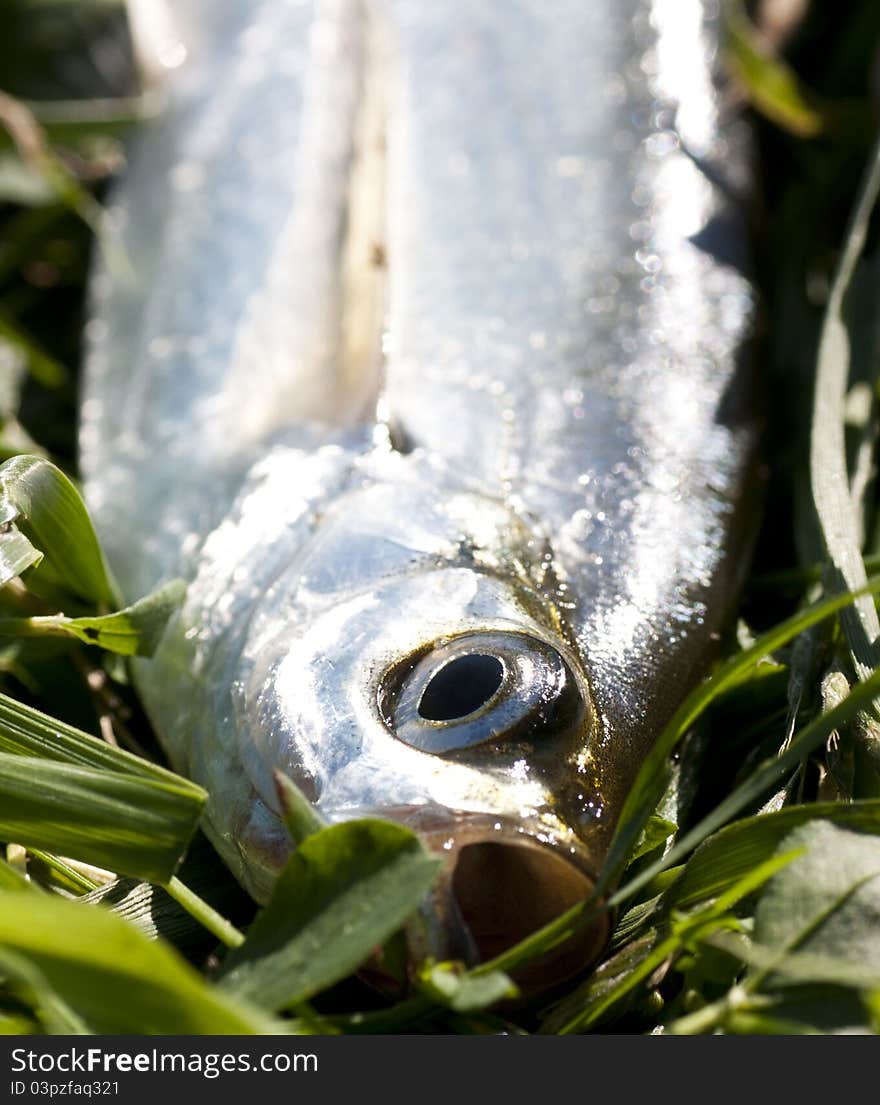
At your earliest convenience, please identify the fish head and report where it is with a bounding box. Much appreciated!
[234,455,610,985]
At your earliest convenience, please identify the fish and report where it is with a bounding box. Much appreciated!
[81,0,757,987]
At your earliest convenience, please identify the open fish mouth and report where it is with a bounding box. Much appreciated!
[372,805,610,993]
[232,788,609,994]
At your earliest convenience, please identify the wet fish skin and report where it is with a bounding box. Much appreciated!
[82,0,756,957]
[380,0,756,839]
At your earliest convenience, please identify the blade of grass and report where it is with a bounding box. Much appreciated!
[600,576,880,896]
[751,876,880,991]
[0,578,185,656]
[0,683,191,784]
[27,849,100,894]
[538,931,659,1034]
[218,819,440,1011]
[667,874,880,1033]
[471,658,880,986]
[809,130,880,687]
[0,855,32,892]
[0,947,91,1034]
[19,92,159,143]
[612,662,880,911]
[664,799,880,911]
[0,314,66,388]
[0,890,283,1034]
[163,877,244,950]
[274,769,326,844]
[0,91,104,236]
[723,0,831,137]
[0,523,42,589]
[0,751,204,883]
[551,851,800,1034]
[0,454,115,606]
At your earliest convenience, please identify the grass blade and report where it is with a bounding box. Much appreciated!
[471,663,880,988]
[613,664,880,911]
[0,314,66,388]
[600,577,880,895]
[0,751,204,883]
[0,890,282,1034]
[551,851,799,1034]
[163,876,245,949]
[0,685,192,784]
[0,578,185,656]
[723,0,827,137]
[0,91,104,235]
[754,821,880,976]
[420,965,517,1013]
[0,948,91,1035]
[219,819,440,1011]
[0,856,31,892]
[809,132,880,685]
[665,799,880,911]
[274,769,326,844]
[0,455,115,606]
[0,685,205,882]
[0,524,41,589]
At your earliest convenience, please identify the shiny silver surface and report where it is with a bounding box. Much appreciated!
[82,0,756,917]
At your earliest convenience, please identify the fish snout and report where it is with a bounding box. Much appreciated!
[384,806,609,994]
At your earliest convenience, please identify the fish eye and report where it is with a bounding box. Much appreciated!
[379,631,585,755]
[417,653,505,722]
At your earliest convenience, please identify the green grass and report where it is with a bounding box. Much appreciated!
[3,0,880,1035]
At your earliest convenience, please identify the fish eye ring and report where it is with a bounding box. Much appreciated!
[379,631,585,755]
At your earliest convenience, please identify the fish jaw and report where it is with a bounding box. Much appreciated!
[231,794,610,993]
[359,804,610,993]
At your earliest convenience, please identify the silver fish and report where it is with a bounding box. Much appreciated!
[82,0,756,983]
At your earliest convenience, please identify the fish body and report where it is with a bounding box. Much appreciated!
[82,0,756,975]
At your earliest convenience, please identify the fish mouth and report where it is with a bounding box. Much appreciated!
[379,805,610,994]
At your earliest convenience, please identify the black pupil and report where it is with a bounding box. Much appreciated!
[418,654,505,722]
